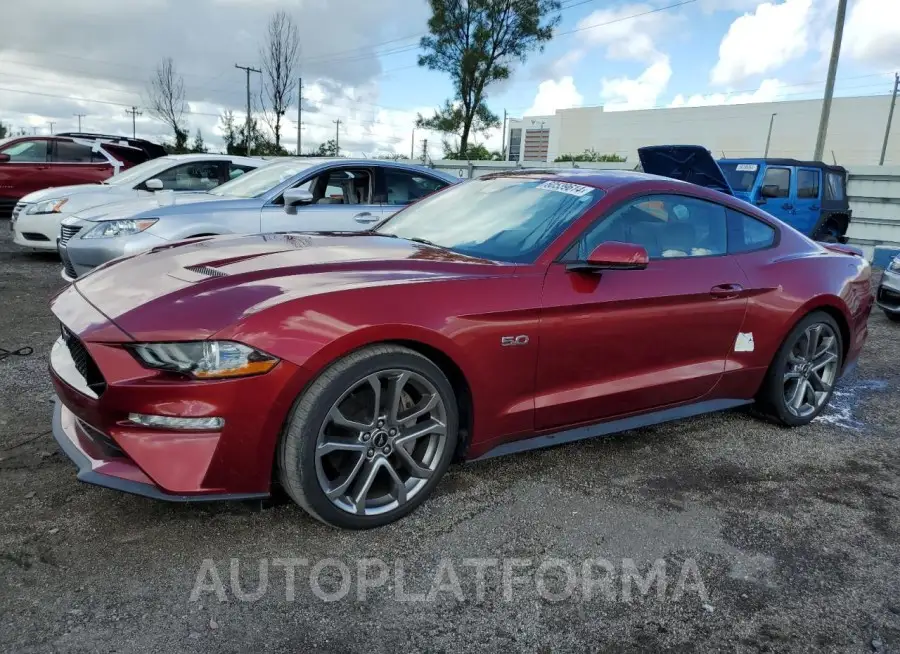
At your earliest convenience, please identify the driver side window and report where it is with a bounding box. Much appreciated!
[1,139,49,162]
[570,195,728,260]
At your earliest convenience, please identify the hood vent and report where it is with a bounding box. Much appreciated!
[184,264,228,278]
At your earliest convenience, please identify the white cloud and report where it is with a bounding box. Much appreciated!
[524,77,583,116]
[711,0,813,86]
[669,78,784,107]
[601,57,673,111]
[575,3,679,62]
[844,0,900,69]
[0,0,432,155]
[698,0,764,13]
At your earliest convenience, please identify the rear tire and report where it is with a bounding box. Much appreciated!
[755,311,843,427]
[277,345,458,529]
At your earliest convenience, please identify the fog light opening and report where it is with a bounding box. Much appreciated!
[128,413,225,430]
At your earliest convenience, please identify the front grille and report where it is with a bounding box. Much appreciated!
[21,232,50,242]
[61,324,106,395]
[60,225,81,245]
[62,257,78,280]
[185,264,228,278]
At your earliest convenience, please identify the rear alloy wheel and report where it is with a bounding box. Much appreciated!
[757,311,843,426]
[278,345,458,529]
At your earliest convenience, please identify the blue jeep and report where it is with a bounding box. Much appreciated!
[718,158,850,242]
[635,146,852,243]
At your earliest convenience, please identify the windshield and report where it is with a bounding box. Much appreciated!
[377,177,604,263]
[103,157,177,186]
[209,160,313,198]
[719,162,760,192]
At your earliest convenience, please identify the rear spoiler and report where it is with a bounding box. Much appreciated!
[822,243,863,257]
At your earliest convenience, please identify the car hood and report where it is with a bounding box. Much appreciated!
[21,185,154,213]
[73,232,505,340]
[73,192,232,221]
[638,145,734,195]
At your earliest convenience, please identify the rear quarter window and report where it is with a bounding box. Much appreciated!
[727,208,777,253]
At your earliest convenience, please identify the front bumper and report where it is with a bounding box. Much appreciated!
[59,221,167,279]
[876,268,900,314]
[12,209,66,251]
[49,284,309,500]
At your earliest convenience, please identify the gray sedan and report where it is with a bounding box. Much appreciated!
[58,158,460,280]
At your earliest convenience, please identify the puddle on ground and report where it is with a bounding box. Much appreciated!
[814,377,888,431]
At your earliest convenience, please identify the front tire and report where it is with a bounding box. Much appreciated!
[277,345,458,529]
[756,311,843,426]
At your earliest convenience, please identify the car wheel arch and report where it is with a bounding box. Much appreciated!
[784,297,852,364]
[294,328,477,461]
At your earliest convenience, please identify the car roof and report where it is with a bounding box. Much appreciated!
[162,154,266,165]
[720,157,847,174]
[480,168,660,191]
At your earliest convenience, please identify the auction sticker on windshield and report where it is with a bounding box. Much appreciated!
[735,164,758,172]
[537,180,594,197]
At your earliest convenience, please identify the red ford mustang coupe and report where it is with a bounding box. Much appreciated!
[48,146,873,529]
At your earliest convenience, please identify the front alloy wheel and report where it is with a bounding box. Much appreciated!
[316,369,448,516]
[278,345,458,529]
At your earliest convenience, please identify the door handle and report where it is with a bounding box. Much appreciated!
[353,212,379,223]
[710,283,744,299]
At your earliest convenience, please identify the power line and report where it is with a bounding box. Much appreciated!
[73,113,86,131]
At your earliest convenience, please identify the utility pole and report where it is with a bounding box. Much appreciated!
[333,119,341,156]
[125,106,141,138]
[410,128,415,160]
[235,63,261,155]
[297,77,303,156]
[73,113,86,132]
[48,121,56,135]
[502,109,508,160]
[32,127,38,135]
[764,113,777,157]
[814,0,847,161]
[420,138,428,164]
[879,72,899,166]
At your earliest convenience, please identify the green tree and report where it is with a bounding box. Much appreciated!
[313,139,340,156]
[190,129,208,153]
[442,141,501,160]
[418,0,560,155]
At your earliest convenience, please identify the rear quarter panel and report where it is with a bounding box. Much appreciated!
[728,230,872,377]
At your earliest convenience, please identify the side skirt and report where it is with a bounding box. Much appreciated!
[470,398,752,461]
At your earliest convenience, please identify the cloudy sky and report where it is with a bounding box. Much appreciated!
[1,0,898,158]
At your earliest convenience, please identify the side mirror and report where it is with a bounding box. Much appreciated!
[283,188,314,215]
[567,241,649,273]
[760,184,780,198]
[0,153,9,163]
[145,178,164,191]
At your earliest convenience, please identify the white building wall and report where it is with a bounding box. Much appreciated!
[508,95,900,167]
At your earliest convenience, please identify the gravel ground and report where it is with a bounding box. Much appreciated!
[1,224,899,653]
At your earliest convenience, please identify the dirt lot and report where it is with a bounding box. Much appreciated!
[1,224,899,654]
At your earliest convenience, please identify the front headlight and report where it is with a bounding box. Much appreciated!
[130,341,279,379]
[26,198,68,215]
[890,256,900,272]
[82,218,158,239]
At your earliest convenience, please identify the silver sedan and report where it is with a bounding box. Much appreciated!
[58,158,460,280]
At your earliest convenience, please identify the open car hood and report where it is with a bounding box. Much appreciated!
[638,145,734,196]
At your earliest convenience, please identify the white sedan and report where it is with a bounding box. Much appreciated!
[11,154,265,251]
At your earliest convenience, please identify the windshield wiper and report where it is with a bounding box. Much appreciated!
[405,236,447,249]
